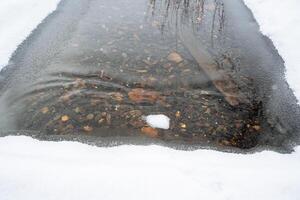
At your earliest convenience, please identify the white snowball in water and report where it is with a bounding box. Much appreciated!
[144,114,170,129]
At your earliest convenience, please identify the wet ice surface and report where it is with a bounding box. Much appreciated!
[0,0,299,151]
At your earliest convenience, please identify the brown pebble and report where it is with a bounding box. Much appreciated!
[74,107,81,113]
[167,52,183,63]
[60,94,71,102]
[41,107,49,114]
[141,127,158,138]
[175,111,181,118]
[252,125,261,131]
[83,125,93,132]
[179,123,187,129]
[182,69,191,73]
[61,115,70,122]
[86,114,94,120]
[128,88,161,103]
[109,92,123,102]
[98,118,105,124]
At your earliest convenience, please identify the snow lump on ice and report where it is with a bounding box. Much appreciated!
[144,114,170,129]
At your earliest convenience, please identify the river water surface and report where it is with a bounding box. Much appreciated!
[0,0,299,151]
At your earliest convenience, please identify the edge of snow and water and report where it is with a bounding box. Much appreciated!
[0,1,300,200]
[0,0,61,70]
[243,0,300,102]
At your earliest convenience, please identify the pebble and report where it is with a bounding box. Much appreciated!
[74,107,81,113]
[179,123,187,129]
[175,111,181,118]
[141,127,158,138]
[167,52,183,63]
[83,125,93,132]
[86,114,94,120]
[61,115,70,122]
[41,107,49,114]
[252,125,261,131]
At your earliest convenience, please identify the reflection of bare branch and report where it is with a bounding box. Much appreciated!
[211,0,217,48]
[179,29,252,107]
[147,0,253,107]
[147,0,225,39]
[218,2,225,32]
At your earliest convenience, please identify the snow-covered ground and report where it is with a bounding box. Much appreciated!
[0,0,60,70]
[0,136,300,200]
[244,0,300,102]
[0,0,300,200]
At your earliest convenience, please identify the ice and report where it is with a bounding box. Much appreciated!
[144,114,170,129]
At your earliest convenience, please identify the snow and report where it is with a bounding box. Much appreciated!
[0,0,300,200]
[0,0,61,70]
[144,114,170,129]
[0,136,300,200]
[243,0,300,102]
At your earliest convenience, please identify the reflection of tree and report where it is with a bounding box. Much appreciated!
[147,0,255,108]
[147,0,225,46]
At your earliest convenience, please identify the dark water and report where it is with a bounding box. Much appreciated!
[0,0,299,151]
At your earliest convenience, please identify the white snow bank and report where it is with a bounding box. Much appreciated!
[243,0,300,102]
[0,136,300,200]
[0,0,61,70]
[144,114,170,129]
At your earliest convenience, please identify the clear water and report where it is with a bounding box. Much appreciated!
[0,0,297,150]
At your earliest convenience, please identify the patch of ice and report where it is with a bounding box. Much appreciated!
[144,114,170,129]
